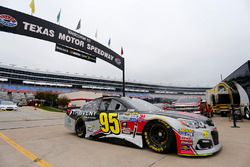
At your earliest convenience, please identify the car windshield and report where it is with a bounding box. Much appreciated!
[1,101,15,105]
[122,97,160,112]
[176,97,199,103]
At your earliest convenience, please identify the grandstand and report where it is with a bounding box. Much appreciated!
[0,64,210,101]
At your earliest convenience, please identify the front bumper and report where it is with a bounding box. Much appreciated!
[194,143,222,156]
[174,107,200,114]
[174,127,222,156]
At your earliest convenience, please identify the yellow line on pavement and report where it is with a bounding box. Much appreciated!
[0,132,53,167]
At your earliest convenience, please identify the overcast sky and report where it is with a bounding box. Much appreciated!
[1,0,250,87]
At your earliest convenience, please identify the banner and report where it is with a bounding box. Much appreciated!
[0,6,124,70]
[55,44,96,63]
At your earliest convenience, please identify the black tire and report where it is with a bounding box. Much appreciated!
[143,120,175,153]
[221,111,227,117]
[245,108,250,120]
[75,118,86,138]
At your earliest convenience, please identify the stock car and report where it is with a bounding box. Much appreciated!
[64,96,222,156]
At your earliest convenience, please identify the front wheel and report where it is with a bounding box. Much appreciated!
[75,118,86,138]
[143,120,175,153]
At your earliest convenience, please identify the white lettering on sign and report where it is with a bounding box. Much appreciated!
[22,22,54,37]
[67,30,86,41]
[58,33,84,48]
[87,44,114,61]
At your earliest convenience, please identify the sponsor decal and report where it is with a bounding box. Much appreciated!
[71,110,97,119]
[0,14,18,27]
[138,114,146,122]
[131,112,139,116]
[87,125,96,132]
[180,136,193,147]
[180,136,192,141]
[122,128,131,134]
[179,129,194,133]
[119,112,140,122]
[181,145,191,151]
[203,131,209,138]
[122,122,127,128]
[118,113,130,121]
[130,113,139,122]
[129,117,137,122]
[181,140,193,145]
[179,128,194,137]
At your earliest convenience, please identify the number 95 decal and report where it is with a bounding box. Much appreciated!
[99,112,120,135]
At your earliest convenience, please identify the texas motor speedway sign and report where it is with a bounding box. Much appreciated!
[0,6,124,70]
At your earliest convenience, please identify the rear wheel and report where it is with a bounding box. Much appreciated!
[75,118,86,138]
[143,120,175,153]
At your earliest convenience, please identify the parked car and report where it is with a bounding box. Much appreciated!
[65,96,221,156]
[0,100,18,111]
[154,103,173,110]
[17,98,28,107]
[173,96,202,114]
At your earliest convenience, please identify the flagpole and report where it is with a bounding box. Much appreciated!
[122,61,125,97]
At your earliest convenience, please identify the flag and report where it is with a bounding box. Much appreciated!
[57,9,61,23]
[29,0,35,15]
[76,19,81,30]
[121,46,124,55]
[108,38,111,47]
[95,29,98,39]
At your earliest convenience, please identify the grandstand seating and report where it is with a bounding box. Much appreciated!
[0,83,75,94]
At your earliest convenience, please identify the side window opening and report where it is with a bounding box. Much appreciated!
[99,100,111,111]
[107,99,127,112]
[81,99,101,111]
[115,104,121,110]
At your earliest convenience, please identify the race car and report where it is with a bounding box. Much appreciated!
[64,96,222,156]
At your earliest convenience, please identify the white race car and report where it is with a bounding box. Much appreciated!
[65,96,222,156]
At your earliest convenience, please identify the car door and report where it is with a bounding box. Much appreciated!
[98,99,127,136]
[102,99,143,147]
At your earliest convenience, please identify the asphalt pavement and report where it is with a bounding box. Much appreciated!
[1,107,250,167]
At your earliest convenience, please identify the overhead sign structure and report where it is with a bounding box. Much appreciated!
[0,6,126,96]
[0,6,124,70]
